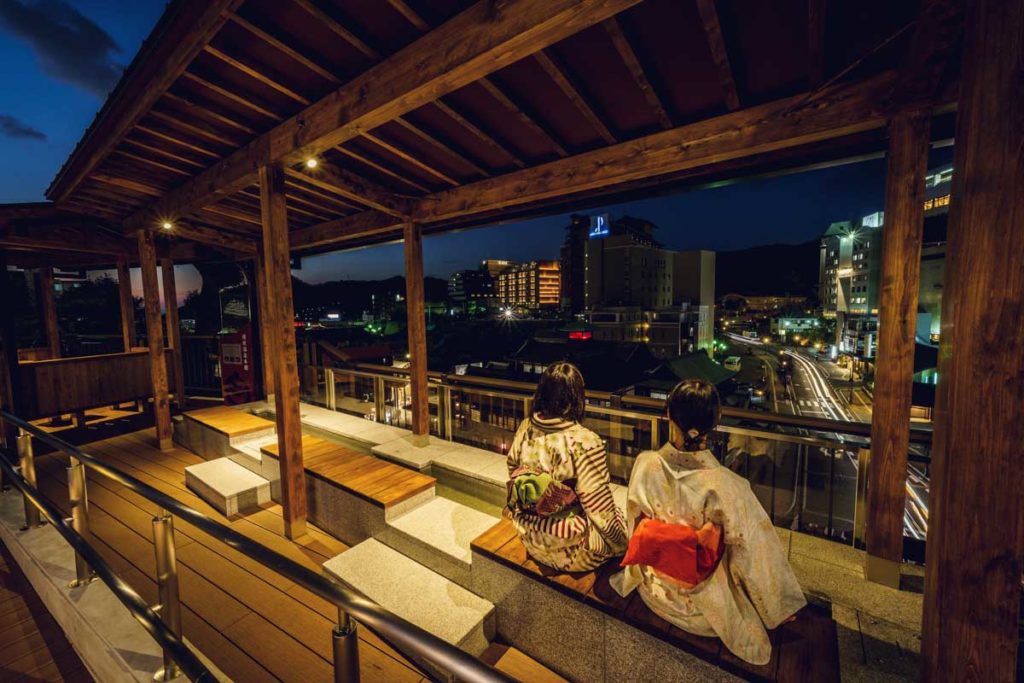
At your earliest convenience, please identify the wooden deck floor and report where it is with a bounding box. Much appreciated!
[0,542,93,682]
[25,427,560,683]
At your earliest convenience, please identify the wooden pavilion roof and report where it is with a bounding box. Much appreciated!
[27,0,962,258]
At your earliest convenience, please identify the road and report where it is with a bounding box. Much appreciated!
[723,333,928,541]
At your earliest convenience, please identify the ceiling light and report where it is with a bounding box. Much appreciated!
[161,221,173,230]
[305,158,318,169]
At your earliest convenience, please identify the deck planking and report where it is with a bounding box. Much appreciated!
[30,428,427,683]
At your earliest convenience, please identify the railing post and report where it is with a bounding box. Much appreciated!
[373,376,386,423]
[67,457,96,587]
[439,385,452,440]
[333,607,360,683]
[325,368,336,410]
[152,512,182,682]
[17,429,41,529]
[853,448,870,548]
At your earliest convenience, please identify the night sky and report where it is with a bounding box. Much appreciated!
[1,1,953,292]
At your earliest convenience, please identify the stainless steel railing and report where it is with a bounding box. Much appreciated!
[0,410,514,683]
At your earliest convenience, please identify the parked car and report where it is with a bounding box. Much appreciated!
[723,356,742,371]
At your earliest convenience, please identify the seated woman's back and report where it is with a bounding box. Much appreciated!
[505,363,626,572]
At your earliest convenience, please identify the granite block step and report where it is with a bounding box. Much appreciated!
[184,458,271,516]
[323,539,495,656]
[384,497,500,586]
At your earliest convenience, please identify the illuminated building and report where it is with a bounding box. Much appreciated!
[496,261,561,309]
[447,269,496,312]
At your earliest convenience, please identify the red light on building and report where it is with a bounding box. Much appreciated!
[568,330,592,341]
[293,320,305,328]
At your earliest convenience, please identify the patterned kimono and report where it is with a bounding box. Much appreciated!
[505,414,627,572]
[611,444,806,665]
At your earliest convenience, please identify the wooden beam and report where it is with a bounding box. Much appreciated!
[116,256,137,351]
[534,50,616,144]
[203,45,312,105]
[161,92,258,136]
[134,124,221,159]
[807,0,826,88]
[393,117,491,178]
[362,132,459,186]
[865,109,930,586]
[604,17,673,129]
[47,0,243,202]
[386,0,430,32]
[160,258,186,409]
[696,0,741,111]
[478,77,569,157]
[180,71,282,121]
[291,211,400,250]
[403,221,429,438]
[136,229,173,450]
[167,222,257,253]
[433,100,526,168]
[415,71,900,224]
[284,164,411,217]
[292,0,380,61]
[148,108,244,147]
[922,0,1023,679]
[887,0,965,110]
[0,223,132,255]
[38,268,60,360]
[125,0,640,229]
[259,164,307,539]
[332,146,431,194]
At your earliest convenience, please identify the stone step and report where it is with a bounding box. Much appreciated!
[230,434,279,477]
[184,458,271,516]
[323,539,494,657]
[384,497,499,587]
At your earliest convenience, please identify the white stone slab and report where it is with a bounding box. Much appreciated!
[184,458,270,516]
[323,539,494,655]
[433,446,505,482]
[372,435,461,471]
[386,497,499,585]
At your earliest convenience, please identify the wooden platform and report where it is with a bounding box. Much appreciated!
[262,435,436,509]
[472,519,840,683]
[0,542,93,682]
[184,406,275,439]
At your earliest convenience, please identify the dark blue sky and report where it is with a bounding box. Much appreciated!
[1,1,953,289]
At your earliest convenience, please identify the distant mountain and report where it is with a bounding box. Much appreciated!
[715,240,819,298]
[292,275,449,317]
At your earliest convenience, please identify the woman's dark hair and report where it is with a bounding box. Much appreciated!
[532,362,586,423]
[666,379,721,449]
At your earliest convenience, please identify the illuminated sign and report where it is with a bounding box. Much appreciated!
[588,214,610,239]
[861,211,884,228]
[568,330,593,340]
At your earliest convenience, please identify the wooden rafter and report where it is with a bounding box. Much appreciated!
[284,164,411,217]
[48,0,243,202]
[386,0,430,32]
[161,92,258,135]
[172,221,256,253]
[148,108,243,148]
[181,71,282,120]
[603,17,673,129]
[134,125,221,160]
[124,0,641,230]
[807,0,826,88]
[203,45,312,105]
[393,117,490,178]
[432,100,526,168]
[284,179,363,213]
[291,210,399,249]
[112,150,192,177]
[292,0,380,61]
[478,77,568,157]
[228,15,340,85]
[534,50,616,144]
[332,146,431,194]
[362,133,458,186]
[123,138,206,169]
[695,0,740,111]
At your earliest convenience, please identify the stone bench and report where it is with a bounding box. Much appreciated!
[175,406,276,459]
[470,519,839,683]
[262,435,436,544]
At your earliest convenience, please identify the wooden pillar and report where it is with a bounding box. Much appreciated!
[403,221,429,441]
[38,268,61,360]
[161,258,186,410]
[136,230,173,451]
[864,109,930,587]
[922,1,1024,680]
[0,251,20,452]
[253,251,275,397]
[259,163,307,539]
[116,256,136,351]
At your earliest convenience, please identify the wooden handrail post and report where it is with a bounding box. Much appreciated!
[403,221,429,444]
[864,109,930,587]
[921,0,1024,679]
[160,258,186,410]
[259,163,307,539]
[39,267,61,360]
[136,229,173,451]
[253,251,275,398]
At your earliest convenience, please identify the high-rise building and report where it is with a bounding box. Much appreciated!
[480,259,514,279]
[448,269,496,312]
[496,261,561,309]
[819,164,951,360]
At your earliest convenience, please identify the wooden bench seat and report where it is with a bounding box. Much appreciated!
[262,435,435,509]
[184,406,275,439]
[471,519,839,683]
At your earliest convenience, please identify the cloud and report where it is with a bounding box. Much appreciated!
[0,113,47,140]
[0,0,123,96]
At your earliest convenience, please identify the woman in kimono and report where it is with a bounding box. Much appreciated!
[611,379,805,665]
[505,362,627,572]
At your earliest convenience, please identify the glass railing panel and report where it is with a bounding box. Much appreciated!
[583,406,659,482]
[449,387,528,455]
[326,369,377,419]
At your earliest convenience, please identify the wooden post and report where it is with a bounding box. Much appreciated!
[259,163,307,539]
[136,230,173,451]
[864,109,930,587]
[117,256,136,351]
[0,251,20,452]
[253,251,275,397]
[39,268,61,360]
[922,1,1023,680]
[161,258,186,410]
[403,221,429,442]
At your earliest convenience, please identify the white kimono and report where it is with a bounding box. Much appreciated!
[610,444,806,665]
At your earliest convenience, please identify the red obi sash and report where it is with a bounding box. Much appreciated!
[620,518,723,587]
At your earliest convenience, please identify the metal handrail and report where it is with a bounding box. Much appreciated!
[0,410,514,683]
[0,456,215,682]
